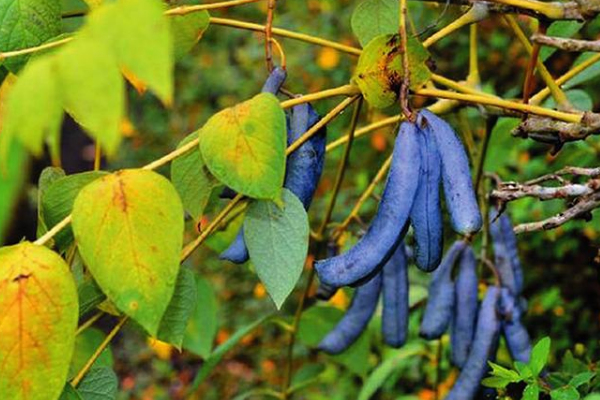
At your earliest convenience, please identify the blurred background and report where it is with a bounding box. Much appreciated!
[2,0,600,398]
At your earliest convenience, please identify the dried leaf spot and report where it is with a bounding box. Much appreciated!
[12,273,31,282]
[129,300,139,311]
[112,177,128,213]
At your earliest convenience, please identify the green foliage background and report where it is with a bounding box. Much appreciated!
[1,0,600,399]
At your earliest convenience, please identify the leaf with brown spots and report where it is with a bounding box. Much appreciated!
[71,169,184,336]
[352,34,431,109]
[0,241,78,400]
[199,93,287,200]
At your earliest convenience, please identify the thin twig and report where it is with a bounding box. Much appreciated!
[532,34,600,52]
[264,0,276,71]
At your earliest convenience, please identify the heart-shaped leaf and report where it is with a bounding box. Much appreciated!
[244,189,309,308]
[71,169,184,336]
[0,242,78,400]
[200,93,286,200]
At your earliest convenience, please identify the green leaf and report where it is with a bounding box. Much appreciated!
[1,57,64,158]
[57,38,124,157]
[171,10,211,59]
[200,93,286,200]
[569,372,596,388]
[157,268,198,349]
[71,169,184,336]
[78,279,107,319]
[564,52,600,89]
[59,385,83,400]
[551,386,581,400]
[0,242,78,400]
[77,367,118,400]
[69,328,114,378]
[353,34,431,109]
[42,171,108,251]
[297,305,371,377]
[190,314,270,389]
[183,274,218,358]
[245,189,309,308]
[36,167,66,239]
[482,376,516,389]
[540,21,583,62]
[351,0,399,47]
[543,89,593,112]
[358,343,423,400]
[530,337,551,376]
[85,0,174,104]
[0,140,28,244]
[488,361,522,382]
[170,131,218,220]
[0,0,61,72]
[515,361,533,380]
[583,395,600,400]
[523,383,540,400]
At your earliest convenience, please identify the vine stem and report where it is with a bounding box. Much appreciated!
[530,52,600,105]
[467,24,480,85]
[334,154,393,237]
[315,98,363,238]
[280,85,360,109]
[76,311,104,336]
[414,88,582,122]
[264,0,276,71]
[71,316,128,387]
[488,0,565,19]
[164,0,264,15]
[209,18,362,56]
[326,98,457,151]
[422,3,489,48]
[0,37,73,60]
[503,16,567,107]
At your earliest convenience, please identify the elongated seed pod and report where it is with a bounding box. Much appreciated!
[499,212,524,294]
[500,288,532,363]
[316,243,340,301]
[219,228,249,263]
[318,271,382,354]
[445,286,501,400]
[382,241,409,347]
[261,66,288,94]
[420,110,482,235]
[410,116,443,272]
[451,245,479,368]
[489,210,518,294]
[315,121,421,287]
[420,240,466,339]
[285,103,326,208]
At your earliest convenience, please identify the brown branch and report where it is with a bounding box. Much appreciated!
[532,34,600,52]
[512,112,600,143]
[514,192,600,233]
[490,180,600,202]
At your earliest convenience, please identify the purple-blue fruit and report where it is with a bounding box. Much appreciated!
[500,288,531,363]
[489,209,518,295]
[445,286,501,400]
[315,121,421,287]
[382,242,409,347]
[451,245,479,368]
[410,115,443,272]
[420,110,482,235]
[318,271,382,354]
[420,240,466,339]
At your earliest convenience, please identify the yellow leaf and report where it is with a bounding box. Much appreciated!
[147,338,173,360]
[83,0,104,9]
[0,242,78,400]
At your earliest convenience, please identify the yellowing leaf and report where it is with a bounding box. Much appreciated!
[71,169,184,336]
[83,0,103,9]
[352,34,431,109]
[0,242,78,400]
[86,0,174,104]
[1,56,63,157]
[57,39,124,157]
[171,11,211,60]
[200,93,286,200]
